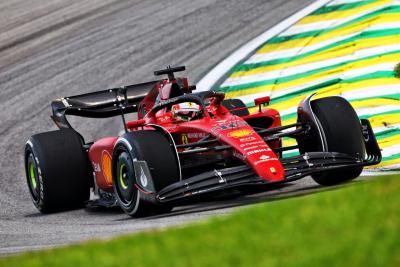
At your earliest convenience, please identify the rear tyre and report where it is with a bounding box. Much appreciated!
[221,98,249,116]
[24,129,91,213]
[113,131,180,217]
[299,96,365,186]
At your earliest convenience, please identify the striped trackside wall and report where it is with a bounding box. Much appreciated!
[216,0,400,171]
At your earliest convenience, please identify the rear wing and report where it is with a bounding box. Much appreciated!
[51,81,158,129]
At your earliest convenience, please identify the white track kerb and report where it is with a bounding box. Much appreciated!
[197,0,332,91]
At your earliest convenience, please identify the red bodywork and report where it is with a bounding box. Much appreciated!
[88,77,284,192]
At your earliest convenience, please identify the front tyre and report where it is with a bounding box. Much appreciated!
[112,131,180,217]
[297,96,366,186]
[114,148,144,215]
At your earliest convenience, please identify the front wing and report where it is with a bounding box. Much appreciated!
[155,119,381,203]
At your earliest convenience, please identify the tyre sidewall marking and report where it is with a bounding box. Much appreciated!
[26,141,45,210]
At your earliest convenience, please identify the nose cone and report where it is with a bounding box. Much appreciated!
[213,122,285,182]
[247,153,285,182]
[225,131,285,181]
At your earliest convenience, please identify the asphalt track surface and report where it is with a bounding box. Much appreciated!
[0,0,320,255]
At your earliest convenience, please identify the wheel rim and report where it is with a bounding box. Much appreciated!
[116,152,136,206]
[27,153,39,201]
[29,162,37,190]
[119,163,128,190]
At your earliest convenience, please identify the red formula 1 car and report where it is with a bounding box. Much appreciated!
[24,66,381,216]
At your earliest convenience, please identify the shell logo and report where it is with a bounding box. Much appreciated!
[101,151,113,185]
[228,129,253,138]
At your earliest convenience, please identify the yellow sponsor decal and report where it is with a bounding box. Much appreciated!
[228,129,254,138]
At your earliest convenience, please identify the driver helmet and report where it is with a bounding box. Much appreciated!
[171,102,200,121]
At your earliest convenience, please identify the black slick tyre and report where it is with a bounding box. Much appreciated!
[305,96,366,185]
[24,129,92,213]
[113,130,180,217]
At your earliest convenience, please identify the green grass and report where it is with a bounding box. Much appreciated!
[1,175,399,267]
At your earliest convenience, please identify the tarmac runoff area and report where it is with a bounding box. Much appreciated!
[1,0,347,255]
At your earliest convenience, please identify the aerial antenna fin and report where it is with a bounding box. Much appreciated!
[154,65,186,80]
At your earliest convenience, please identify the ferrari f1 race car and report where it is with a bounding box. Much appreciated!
[24,66,382,217]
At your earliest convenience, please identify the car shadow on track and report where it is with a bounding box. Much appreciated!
[22,179,362,220]
[113,179,360,221]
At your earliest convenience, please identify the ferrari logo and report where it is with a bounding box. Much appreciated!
[181,134,189,144]
[228,129,253,138]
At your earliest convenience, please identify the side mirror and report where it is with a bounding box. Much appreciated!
[254,96,271,112]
